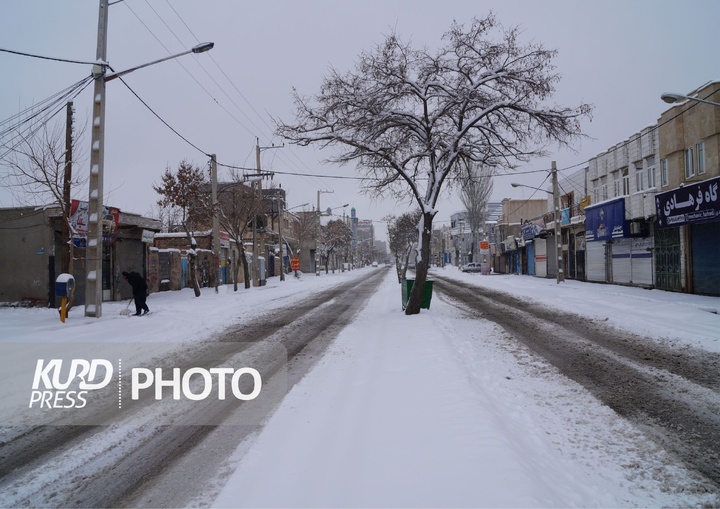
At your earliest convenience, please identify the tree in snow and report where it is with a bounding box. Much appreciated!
[1,109,87,311]
[386,210,422,283]
[319,218,352,273]
[276,14,592,314]
[216,175,268,291]
[153,160,208,297]
[459,165,493,262]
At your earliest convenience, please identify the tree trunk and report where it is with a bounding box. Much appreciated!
[404,211,433,315]
[184,229,201,297]
[186,253,200,297]
[233,251,238,292]
[240,245,251,289]
[401,243,413,282]
[470,230,477,262]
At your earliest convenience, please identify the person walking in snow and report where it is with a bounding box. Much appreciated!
[122,271,149,316]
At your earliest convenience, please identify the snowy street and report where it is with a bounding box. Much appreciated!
[0,267,719,507]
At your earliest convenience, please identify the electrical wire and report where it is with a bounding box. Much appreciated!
[0,47,99,66]
[0,75,93,161]
[116,75,211,157]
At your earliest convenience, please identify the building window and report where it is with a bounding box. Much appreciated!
[636,170,644,191]
[622,168,630,195]
[647,165,656,189]
[697,142,705,174]
[592,180,600,203]
[612,171,621,198]
[635,162,644,191]
[685,146,695,179]
[646,156,656,189]
[661,159,668,187]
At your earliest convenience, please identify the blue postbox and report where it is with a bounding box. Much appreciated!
[55,273,75,297]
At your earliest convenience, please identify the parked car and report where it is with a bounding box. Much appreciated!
[371,261,378,267]
[461,262,483,273]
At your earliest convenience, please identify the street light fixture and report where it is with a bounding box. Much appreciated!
[105,42,214,82]
[510,160,564,284]
[323,204,350,216]
[661,92,720,107]
[84,0,213,317]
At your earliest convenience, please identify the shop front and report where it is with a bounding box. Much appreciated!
[656,176,720,296]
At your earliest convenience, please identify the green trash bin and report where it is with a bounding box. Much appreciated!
[401,278,434,310]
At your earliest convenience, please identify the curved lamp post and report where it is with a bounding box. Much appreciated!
[661,92,720,107]
[84,0,213,317]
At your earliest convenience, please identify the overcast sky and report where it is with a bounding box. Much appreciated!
[1,0,718,240]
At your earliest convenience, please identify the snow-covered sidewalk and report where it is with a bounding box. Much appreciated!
[211,270,719,508]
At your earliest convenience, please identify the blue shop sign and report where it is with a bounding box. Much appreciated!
[655,176,720,228]
[560,208,571,225]
[585,198,626,241]
[521,223,540,240]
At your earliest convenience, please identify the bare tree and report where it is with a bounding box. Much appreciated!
[386,210,422,283]
[153,160,209,297]
[216,174,263,290]
[276,14,591,314]
[288,210,320,275]
[1,107,87,310]
[146,203,182,233]
[459,165,494,262]
[319,219,352,273]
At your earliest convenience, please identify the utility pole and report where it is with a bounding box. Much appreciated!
[253,139,282,285]
[211,154,220,293]
[316,190,333,275]
[277,194,285,281]
[552,160,564,284]
[252,141,263,287]
[62,101,74,277]
[85,0,109,317]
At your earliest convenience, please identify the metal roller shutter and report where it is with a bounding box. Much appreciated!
[586,241,607,282]
[691,222,720,296]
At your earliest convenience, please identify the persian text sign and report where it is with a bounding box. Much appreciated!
[655,176,720,228]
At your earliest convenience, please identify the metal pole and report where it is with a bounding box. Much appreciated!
[63,101,73,276]
[85,0,109,317]
[316,190,320,275]
[211,154,220,293]
[278,196,285,281]
[253,140,260,287]
[552,160,564,284]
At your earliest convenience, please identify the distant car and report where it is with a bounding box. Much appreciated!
[371,261,378,267]
[461,262,483,273]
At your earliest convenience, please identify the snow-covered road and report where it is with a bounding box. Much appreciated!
[1,267,719,507]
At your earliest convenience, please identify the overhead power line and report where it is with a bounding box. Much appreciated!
[0,47,98,66]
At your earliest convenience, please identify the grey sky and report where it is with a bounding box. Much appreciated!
[1,0,718,240]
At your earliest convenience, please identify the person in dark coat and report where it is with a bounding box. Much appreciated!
[122,271,149,316]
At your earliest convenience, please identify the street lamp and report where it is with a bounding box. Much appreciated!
[661,92,720,107]
[84,0,213,317]
[511,160,564,284]
[105,43,214,82]
[323,204,349,216]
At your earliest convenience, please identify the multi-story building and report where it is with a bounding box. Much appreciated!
[495,198,548,275]
[563,80,719,296]
[355,219,375,265]
[655,80,720,296]
[585,124,659,286]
